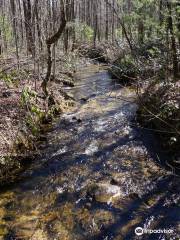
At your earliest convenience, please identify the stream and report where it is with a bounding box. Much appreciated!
[0,64,179,240]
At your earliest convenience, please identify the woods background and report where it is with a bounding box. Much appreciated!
[0,0,179,76]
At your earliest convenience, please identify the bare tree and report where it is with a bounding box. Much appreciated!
[42,0,67,96]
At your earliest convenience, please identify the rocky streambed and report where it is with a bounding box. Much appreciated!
[0,64,179,240]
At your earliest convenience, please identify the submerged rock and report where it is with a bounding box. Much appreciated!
[85,182,124,204]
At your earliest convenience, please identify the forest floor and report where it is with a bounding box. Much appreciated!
[0,53,82,185]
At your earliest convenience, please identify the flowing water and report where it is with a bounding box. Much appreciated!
[0,64,179,240]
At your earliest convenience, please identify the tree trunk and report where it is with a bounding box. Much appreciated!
[23,0,34,55]
[105,1,109,41]
[138,20,144,44]
[10,0,19,68]
[93,0,98,46]
[42,0,66,96]
[167,0,179,78]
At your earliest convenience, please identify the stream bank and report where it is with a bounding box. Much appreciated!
[0,54,77,186]
[137,80,180,171]
[0,63,179,240]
